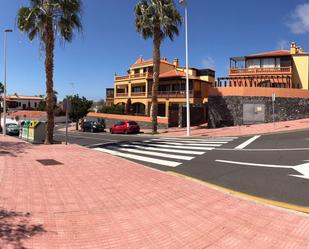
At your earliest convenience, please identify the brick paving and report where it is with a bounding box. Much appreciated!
[1,135,309,248]
[159,118,309,137]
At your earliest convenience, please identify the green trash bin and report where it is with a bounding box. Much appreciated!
[21,121,30,141]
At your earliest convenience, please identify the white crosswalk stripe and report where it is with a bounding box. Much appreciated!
[92,137,238,168]
[119,144,206,155]
[143,140,223,147]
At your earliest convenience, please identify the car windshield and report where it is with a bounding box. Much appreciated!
[7,124,18,128]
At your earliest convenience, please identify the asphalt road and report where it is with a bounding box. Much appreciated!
[55,127,309,207]
[54,128,153,146]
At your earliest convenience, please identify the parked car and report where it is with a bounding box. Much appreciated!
[110,121,140,134]
[81,121,105,133]
[6,123,20,136]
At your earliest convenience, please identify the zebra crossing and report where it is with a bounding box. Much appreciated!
[93,137,238,168]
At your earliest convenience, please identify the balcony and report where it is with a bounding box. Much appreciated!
[115,92,128,97]
[115,72,153,81]
[148,90,201,98]
[131,92,146,97]
[229,67,292,76]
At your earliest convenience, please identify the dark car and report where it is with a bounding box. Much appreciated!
[110,121,140,134]
[6,123,20,136]
[81,121,105,133]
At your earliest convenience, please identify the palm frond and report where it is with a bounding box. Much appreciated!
[134,0,182,41]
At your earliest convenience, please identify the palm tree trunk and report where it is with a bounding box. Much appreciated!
[151,29,161,133]
[44,17,55,144]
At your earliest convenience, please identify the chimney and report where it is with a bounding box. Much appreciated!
[173,58,179,67]
[162,57,167,61]
[297,46,304,54]
[290,42,297,54]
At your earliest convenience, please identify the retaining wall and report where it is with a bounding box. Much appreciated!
[208,87,309,128]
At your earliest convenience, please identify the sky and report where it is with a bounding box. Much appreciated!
[0,0,309,101]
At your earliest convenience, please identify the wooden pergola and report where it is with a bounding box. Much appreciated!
[216,75,293,88]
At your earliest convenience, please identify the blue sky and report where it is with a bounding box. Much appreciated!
[0,0,309,100]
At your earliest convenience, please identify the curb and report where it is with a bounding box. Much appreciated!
[167,171,309,215]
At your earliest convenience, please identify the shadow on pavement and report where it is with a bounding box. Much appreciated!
[0,141,30,157]
[0,209,46,249]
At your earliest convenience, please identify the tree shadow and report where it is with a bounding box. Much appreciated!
[0,209,46,249]
[0,141,30,157]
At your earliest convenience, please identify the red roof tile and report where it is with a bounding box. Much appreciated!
[246,50,291,58]
[158,69,199,80]
[5,95,43,101]
[9,111,46,118]
[132,57,173,67]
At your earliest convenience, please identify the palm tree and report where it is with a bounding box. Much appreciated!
[0,82,3,131]
[17,0,82,144]
[135,0,182,133]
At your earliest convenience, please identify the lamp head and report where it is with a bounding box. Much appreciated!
[4,29,13,33]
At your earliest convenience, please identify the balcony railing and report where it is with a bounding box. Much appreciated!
[131,92,146,97]
[148,90,201,98]
[230,66,292,76]
[115,92,128,97]
[115,72,153,81]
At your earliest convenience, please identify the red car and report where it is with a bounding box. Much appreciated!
[110,121,140,134]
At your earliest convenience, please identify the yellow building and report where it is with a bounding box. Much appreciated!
[218,42,309,89]
[112,56,215,125]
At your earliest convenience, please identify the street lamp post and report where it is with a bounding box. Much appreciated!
[3,29,13,136]
[180,0,190,136]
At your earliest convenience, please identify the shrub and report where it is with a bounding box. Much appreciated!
[98,104,125,115]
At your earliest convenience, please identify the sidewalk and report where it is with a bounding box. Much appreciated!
[159,118,309,137]
[1,135,309,248]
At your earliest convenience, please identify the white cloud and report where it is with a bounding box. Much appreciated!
[202,56,215,69]
[288,3,309,34]
[277,40,289,50]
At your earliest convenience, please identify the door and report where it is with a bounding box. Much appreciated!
[114,122,125,133]
[243,104,265,124]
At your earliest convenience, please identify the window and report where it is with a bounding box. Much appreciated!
[275,58,281,68]
[262,58,275,68]
[34,102,37,108]
[115,122,125,126]
[247,59,260,68]
[128,121,137,125]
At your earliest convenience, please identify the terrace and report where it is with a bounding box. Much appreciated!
[229,66,292,76]
[115,72,153,81]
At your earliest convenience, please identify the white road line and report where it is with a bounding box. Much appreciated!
[143,140,222,147]
[108,146,194,160]
[131,142,215,151]
[86,142,116,148]
[235,135,261,150]
[55,133,119,142]
[158,137,237,141]
[94,148,181,167]
[150,139,228,144]
[216,160,292,168]
[120,144,205,155]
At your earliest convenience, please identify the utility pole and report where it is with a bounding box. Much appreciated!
[3,29,13,136]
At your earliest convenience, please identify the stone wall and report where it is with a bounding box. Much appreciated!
[208,96,309,128]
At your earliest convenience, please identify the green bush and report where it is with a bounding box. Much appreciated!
[98,104,125,114]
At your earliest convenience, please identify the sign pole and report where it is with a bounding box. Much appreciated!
[65,97,69,145]
[272,93,275,129]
